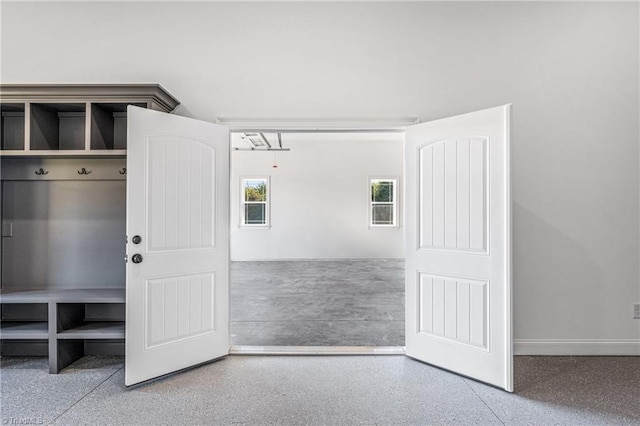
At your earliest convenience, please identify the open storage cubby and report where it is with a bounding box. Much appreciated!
[0,84,180,157]
[57,303,125,339]
[0,290,126,372]
[1,302,48,340]
[54,302,125,371]
[31,103,86,150]
[91,103,145,150]
[1,103,25,150]
[0,84,180,373]
[0,303,49,356]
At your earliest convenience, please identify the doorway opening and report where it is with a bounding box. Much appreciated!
[228,131,406,351]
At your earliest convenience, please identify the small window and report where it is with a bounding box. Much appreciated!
[370,178,397,227]
[241,177,269,226]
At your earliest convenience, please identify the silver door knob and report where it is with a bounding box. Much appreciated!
[132,254,143,264]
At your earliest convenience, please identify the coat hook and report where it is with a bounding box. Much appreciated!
[34,168,49,176]
[78,168,92,175]
[119,167,127,175]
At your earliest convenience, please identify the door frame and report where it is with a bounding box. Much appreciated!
[222,115,511,365]
[225,118,415,355]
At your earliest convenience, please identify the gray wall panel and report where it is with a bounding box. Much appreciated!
[2,180,125,290]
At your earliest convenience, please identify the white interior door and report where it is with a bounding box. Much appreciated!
[125,106,230,386]
[405,105,512,391]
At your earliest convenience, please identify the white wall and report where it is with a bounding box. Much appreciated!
[230,133,404,260]
[2,2,638,352]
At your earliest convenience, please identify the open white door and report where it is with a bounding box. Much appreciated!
[405,105,512,391]
[125,106,229,386]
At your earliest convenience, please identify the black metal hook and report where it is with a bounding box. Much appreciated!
[78,168,92,175]
[119,168,127,175]
[35,168,49,176]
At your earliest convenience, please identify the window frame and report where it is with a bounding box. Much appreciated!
[369,177,399,228]
[240,176,270,228]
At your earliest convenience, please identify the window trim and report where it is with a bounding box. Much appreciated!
[240,176,270,228]
[369,176,399,228]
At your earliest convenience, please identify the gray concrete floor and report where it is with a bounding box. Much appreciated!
[231,260,405,346]
[1,355,639,425]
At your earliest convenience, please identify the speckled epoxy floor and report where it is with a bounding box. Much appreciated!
[2,355,639,425]
[230,260,405,346]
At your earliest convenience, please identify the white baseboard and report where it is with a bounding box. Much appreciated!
[514,339,640,356]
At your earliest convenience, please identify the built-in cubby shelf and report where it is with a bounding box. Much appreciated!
[1,322,49,339]
[91,103,144,150]
[30,103,86,150]
[1,103,25,150]
[57,322,125,339]
[0,289,126,372]
[0,302,48,340]
[0,84,179,157]
[0,84,180,373]
[57,302,125,340]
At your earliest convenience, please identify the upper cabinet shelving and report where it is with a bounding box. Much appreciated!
[0,103,25,150]
[0,84,180,157]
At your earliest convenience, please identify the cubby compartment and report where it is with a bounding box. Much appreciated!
[1,103,25,150]
[53,302,125,371]
[0,289,125,371]
[84,339,125,356]
[57,303,125,339]
[0,303,48,340]
[91,103,145,150]
[30,103,86,150]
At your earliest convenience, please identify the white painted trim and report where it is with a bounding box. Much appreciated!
[504,104,513,392]
[232,343,640,356]
[514,339,640,356]
[239,176,270,228]
[4,0,638,3]
[230,346,406,355]
[230,257,405,262]
[369,176,400,228]
[217,118,419,132]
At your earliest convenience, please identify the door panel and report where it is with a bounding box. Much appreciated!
[418,137,488,253]
[405,105,512,391]
[125,106,229,386]
[146,136,215,252]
